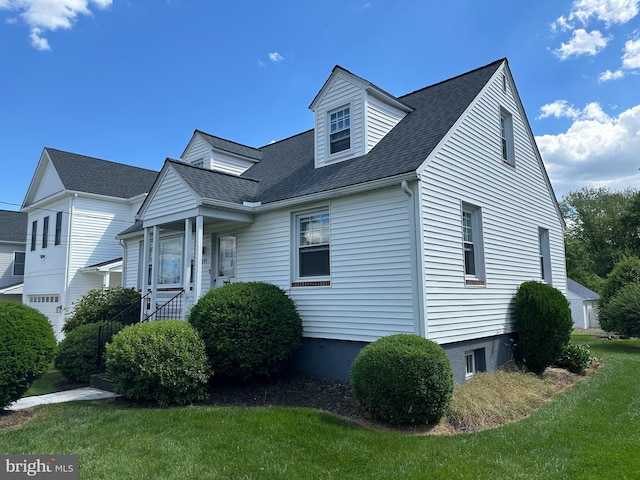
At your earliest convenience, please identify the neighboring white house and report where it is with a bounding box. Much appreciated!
[20,148,158,340]
[0,209,27,302]
[567,278,600,329]
[117,58,567,383]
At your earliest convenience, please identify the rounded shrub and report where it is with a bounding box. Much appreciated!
[188,282,302,381]
[63,287,141,334]
[106,321,211,406]
[599,282,640,338]
[515,281,573,375]
[0,301,57,409]
[599,257,640,332]
[55,322,124,383]
[350,334,454,426]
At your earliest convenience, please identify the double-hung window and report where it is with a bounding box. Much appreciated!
[500,108,515,166]
[462,203,485,284]
[539,227,552,284]
[329,106,351,154]
[143,236,184,286]
[295,210,330,280]
[13,251,25,276]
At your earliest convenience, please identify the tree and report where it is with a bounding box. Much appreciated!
[560,187,638,286]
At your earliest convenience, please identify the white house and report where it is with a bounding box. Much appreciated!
[118,58,566,383]
[0,210,27,302]
[20,148,158,339]
[567,278,600,329]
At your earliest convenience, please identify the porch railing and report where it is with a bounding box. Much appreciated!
[96,289,185,373]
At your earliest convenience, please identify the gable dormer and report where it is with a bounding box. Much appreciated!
[181,130,262,176]
[309,66,413,168]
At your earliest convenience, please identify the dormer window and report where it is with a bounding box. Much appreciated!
[329,106,351,154]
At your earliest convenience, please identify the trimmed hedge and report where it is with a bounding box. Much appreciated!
[63,287,141,333]
[106,321,210,406]
[188,282,302,381]
[350,334,454,426]
[515,281,573,375]
[55,322,124,383]
[0,302,57,409]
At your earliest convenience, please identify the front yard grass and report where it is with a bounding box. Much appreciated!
[2,337,639,479]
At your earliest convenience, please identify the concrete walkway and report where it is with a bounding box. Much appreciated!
[8,388,119,411]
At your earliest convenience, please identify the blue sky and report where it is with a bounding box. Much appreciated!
[1,0,639,212]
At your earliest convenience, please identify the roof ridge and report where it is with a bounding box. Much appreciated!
[168,158,261,183]
[194,129,264,153]
[45,147,159,174]
[399,58,506,100]
[258,128,313,150]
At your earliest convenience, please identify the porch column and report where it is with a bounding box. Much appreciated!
[194,215,204,300]
[140,226,151,320]
[150,225,160,317]
[182,217,193,319]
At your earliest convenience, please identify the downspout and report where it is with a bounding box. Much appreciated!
[401,180,426,338]
[64,194,76,316]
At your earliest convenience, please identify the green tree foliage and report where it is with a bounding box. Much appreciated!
[0,302,57,408]
[188,282,302,381]
[515,281,573,375]
[350,334,454,426]
[599,283,640,337]
[599,257,640,334]
[63,287,141,333]
[560,187,638,289]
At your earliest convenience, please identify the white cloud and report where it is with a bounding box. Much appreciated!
[536,102,640,198]
[0,0,112,50]
[554,29,610,59]
[537,100,581,120]
[599,68,625,81]
[554,0,640,28]
[622,37,640,68]
[268,52,284,62]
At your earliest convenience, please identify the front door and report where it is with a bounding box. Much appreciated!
[212,231,236,288]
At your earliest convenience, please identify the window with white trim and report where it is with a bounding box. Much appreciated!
[42,216,49,249]
[465,351,476,378]
[55,211,62,246]
[143,236,184,286]
[30,220,37,251]
[462,203,485,284]
[500,108,515,166]
[539,227,552,284]
[329,106,351,154]
[192,157,205,168]
[13,251,25,276]
[295,210,330,280]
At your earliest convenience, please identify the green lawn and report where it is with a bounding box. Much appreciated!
[2,338,639,479]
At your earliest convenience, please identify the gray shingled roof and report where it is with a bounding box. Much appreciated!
[567,278,600,300]
[195,130,263,161]
[46,148,159,199]
[0,210,27,243]
[169,160,259,204]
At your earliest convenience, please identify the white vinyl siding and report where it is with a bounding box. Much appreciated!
[182,134,257,175]
[181,135,211,168]
[366,95,406,153]
[211,151,255,176]
[418,64,566,345]
[0,244,25,287]
[314,75,365,167]
[144,168,198,221]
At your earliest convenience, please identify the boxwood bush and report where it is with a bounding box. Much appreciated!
[515,281,573,375]
[55,322,124,383]
[0,302,57,409]
[63,287,141,334]
[106,321,210,406]
[350,334,454,426]
[188,282,302,381]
